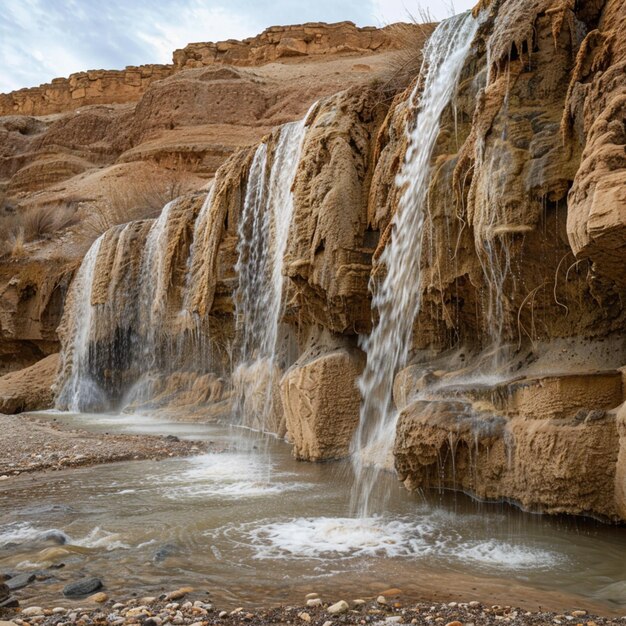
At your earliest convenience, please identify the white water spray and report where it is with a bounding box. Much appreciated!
[56,235,105,411]
[233,111,311,433]
[352,12,480,515]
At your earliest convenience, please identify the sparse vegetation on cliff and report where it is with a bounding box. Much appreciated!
[0,204,78,258]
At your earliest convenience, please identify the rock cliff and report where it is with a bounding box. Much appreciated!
[0,5,625,522]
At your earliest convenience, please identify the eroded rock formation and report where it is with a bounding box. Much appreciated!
[0,4,625,521]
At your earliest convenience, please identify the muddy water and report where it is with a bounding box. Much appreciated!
[1,412,625,614]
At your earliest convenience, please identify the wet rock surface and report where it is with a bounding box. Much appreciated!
[62,579,103,598]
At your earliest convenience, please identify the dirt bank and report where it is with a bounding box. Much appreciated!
[0,413,210,477]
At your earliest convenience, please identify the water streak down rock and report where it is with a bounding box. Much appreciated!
[351,12,480,515]
[233,111,312,435]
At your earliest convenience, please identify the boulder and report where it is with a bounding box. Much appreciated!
[0,353,59,414]
[282,347,363,461]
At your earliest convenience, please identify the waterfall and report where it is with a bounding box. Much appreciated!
[351,12,479,514]
[56,195,199,412]
[233,113,310,433]
[56,235,105,412]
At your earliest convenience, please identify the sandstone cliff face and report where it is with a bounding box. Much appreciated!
[1,5,625,522]
[173,22,418,69]
[0,66,174,118]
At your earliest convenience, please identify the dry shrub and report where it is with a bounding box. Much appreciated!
[380,9,438,96]
[80,167,196,241]
[0,204,79,258]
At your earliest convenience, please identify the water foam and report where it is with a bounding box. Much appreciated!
[219,515,564,571]
[159,453,310,500]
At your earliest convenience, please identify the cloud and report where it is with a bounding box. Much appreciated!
[0,0,476,93]
[369,0,476,24]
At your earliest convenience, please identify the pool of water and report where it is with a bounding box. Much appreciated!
[1,411,625,614]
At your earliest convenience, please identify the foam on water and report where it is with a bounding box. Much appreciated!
[158,453,311,500]
[215,515,564,571]
[455,539,563,569]
[247,517,434,559]
[0,523,51,547]
[72,527,129,551]
[0,523,127,554]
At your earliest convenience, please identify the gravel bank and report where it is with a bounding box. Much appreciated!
[0,413,209,477]
[1,591,624,626]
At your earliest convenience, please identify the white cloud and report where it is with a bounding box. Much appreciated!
[0,0,478,94]
[370,0,476,24]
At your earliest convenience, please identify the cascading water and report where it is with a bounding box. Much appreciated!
[56,235,105,412]
[57,195,202,412]
[233,112,311,433]
[351,12,480,515]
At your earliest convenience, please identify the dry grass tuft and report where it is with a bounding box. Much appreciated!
[0,204,79,258]
[379,9,438,96]
[79,168,196,241]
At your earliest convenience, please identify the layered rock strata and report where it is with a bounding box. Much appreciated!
[2,3,626,522]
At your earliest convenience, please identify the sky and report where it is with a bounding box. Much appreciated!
[0,0,475,93]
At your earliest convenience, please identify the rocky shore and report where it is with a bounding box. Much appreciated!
[0,413,209,478]
[1,590,624,626]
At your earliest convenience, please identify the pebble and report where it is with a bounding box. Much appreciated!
[571,611,587,618]
[445,622,463,626]
[322,621,333,626]
[219,611,228,618]
[377,596,388,605]
[353,599,366,606]
[307,598,322,608]
[382,589,402,597]
[0,621,18,626]
[327,601,349,615]
[126,607,149,617]
[88,592,108,603]
[298,612,312,622]
[21,608,44,617]
[305,593,319,601]
[468,602,480,608]
[385,617,402,624]
[63,577,103,598]
[167,588,194,601]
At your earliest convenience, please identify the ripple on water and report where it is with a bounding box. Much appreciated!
[156,453,311,500]
[0,522,127,552]
[208,515,565,572]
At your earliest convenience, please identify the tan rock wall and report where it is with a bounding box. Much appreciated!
[395,398,623,521]
[0,65,174,117]
[616,403,626,519]
[173,22,418,69]
[282,346,364,461]
[0,353,59,414]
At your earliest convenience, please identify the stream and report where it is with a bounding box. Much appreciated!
[1,411,625,614]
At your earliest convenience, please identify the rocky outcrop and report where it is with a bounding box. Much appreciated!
[0,65,173,117]
[285,88,389,334]
[281,331,364,461]
[616,403,626,519]
[0,352,59,414]
[173,22,421,69]
[565,0,626,288]
[0,258,76,374]
[394,379,624,521]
